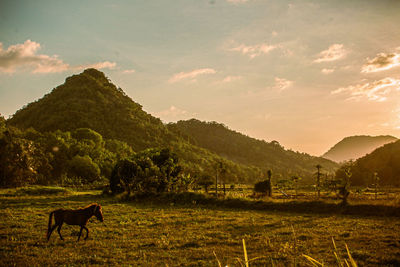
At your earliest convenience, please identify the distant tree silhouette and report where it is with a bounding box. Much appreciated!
[315,164,322,199]
[198,174,213,193]
[266,169,272,197]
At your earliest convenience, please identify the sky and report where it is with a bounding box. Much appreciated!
[1,0,400,156]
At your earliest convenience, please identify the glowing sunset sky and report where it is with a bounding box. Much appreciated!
[1,0,399,155]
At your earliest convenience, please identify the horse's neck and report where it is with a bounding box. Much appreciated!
[84,205,95,218]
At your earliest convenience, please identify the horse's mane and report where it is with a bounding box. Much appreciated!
[84,203,99,208]
[80,203,99,211]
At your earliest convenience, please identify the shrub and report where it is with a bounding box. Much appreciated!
[68,155,101,183]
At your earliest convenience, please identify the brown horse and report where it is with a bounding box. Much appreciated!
[47,203,103,241]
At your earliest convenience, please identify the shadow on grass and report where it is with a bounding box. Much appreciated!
[123,192,400,218]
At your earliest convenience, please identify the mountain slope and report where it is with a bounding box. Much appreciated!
[6,69,260,182]
[338,140,400,186]
[323,135,397,163]
[168,119,338,181]
[8,69,173,151]
[8,69,338,183]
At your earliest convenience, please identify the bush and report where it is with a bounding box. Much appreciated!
[109,148,183,195]
[68,155,101,183]
[254,180,271,195]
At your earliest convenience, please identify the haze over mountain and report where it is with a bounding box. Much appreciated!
[337,139,400,186]
[323,135,398,163]
[7,69,337,182]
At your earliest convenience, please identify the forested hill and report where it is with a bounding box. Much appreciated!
[168,119,338,181]
[5,69,261,183]
[6,69,337,184]
[323,135,397,163]
[337,139,400,186]
[7,68,174,151]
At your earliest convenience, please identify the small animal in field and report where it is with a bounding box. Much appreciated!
[47,203,103,241]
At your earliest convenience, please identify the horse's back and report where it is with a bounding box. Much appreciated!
[53,208,88,226]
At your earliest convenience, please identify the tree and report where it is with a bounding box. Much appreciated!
[315,164,322,199]
[291,175,301,198]
[0,129,39,187]
[109,159,138,194]
[373,172,379,200]
[197,174,214,193]
[266,169,272,197]
[68,155,101,183]
[109,148,183,195]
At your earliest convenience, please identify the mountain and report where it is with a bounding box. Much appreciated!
[337,140,400,186]
[168,119,338,182]
[8,68,173,151]
[7,69,337,183]
[323,135,398,163]
[6,69,261,182]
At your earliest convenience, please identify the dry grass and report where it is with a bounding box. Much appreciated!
[0,187,399,266]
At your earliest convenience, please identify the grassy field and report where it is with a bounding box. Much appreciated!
[1,187,400,266]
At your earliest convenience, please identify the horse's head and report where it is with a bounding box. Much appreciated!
[94,204,104,222]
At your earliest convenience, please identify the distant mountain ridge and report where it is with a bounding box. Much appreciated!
[322,135,398,163]
[7,68,338,183]
[168,119,338,181]
[337,139,400,186]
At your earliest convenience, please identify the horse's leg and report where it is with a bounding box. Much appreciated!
[47,225,57,241]
[77,226,83,242]
[83,226,89,240]
[57,223,64,240]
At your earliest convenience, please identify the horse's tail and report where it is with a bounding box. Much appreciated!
[47,211,54,238]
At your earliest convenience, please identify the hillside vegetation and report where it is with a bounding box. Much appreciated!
[336,140,400,186]
[168,119,337,182]
[323,135,397,163]
[8,68,172,151]
[4,69,337,187]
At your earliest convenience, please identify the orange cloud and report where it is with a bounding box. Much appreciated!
[361,49,400,73]
[168,68,216,83]
[314,44,347,63]
[229,43,277,59]
[0,40,116,73]
[332,77,400,102]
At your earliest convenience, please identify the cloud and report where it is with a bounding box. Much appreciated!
[274,77,293,91]
[122,69,136,74]
[331,77,400,102]
[76,61,116,71]
[229,43,277,59]
[168,68,216,83]
[361,49,400,73]
[222,75,242,83]
[0,40,116,73]
[314,44,347,63]
[321,68,335,74]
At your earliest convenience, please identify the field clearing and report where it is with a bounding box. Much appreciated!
[1,188,400,266]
